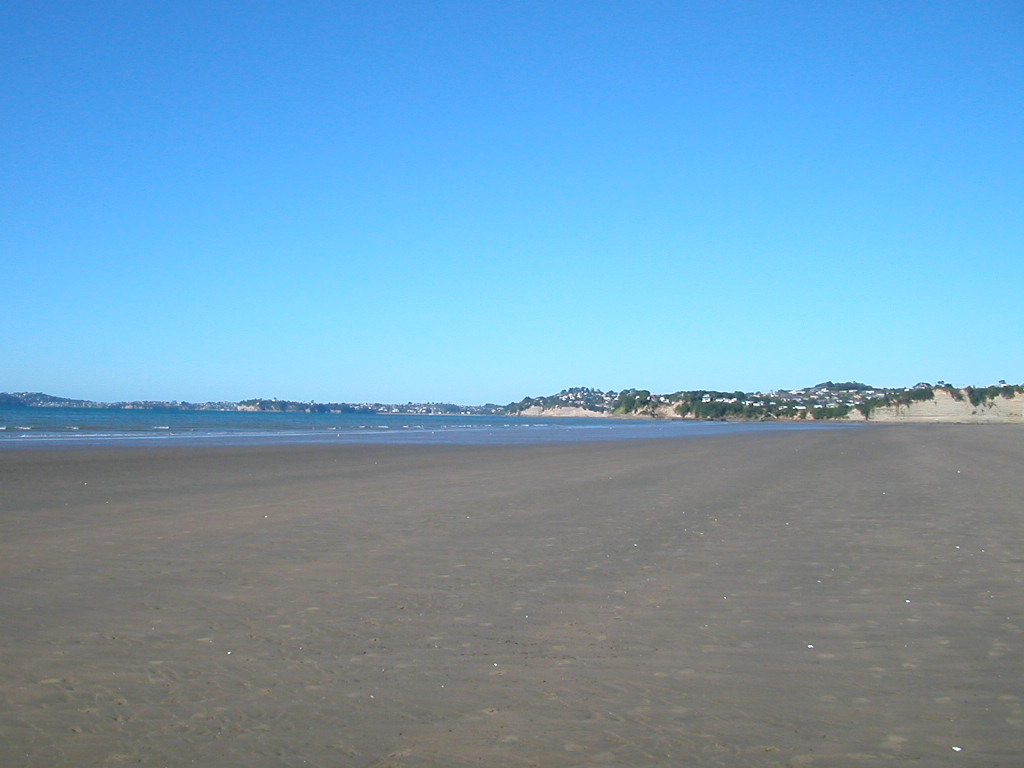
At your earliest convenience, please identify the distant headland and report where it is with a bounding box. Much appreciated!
[507,382,1024,423]
[1,381,1022,423]
[0,392,504,417]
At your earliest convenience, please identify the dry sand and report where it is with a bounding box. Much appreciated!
[1,426,1022,767]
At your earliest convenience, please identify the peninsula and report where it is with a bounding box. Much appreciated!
[507,382,1024,423]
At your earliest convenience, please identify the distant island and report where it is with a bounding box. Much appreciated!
[1,381,1022,423]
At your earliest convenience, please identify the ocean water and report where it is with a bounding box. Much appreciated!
[0,406,849,448]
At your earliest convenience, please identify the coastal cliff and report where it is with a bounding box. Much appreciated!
[510,386,1024,424]
[513,405,608,418]
[852,389,1024,423]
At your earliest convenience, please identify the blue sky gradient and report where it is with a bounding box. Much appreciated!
[3,1,1021,403]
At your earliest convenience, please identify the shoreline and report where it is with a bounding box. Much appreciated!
[3,426,1022,766]
[0,419,859,452]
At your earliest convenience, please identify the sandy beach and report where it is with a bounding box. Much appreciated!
[1,426,1022,767]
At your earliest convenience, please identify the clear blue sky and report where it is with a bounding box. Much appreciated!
[2,1,1021,404]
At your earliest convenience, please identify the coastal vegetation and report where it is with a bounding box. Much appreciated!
[965,383,1021,406]
[507,387,613,414]
[613,390,653,415]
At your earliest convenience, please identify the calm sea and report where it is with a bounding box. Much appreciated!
[0,406,847,448]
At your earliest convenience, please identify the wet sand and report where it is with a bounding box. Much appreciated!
[2,426,1022,767]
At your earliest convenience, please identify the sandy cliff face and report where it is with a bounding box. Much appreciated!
[514,404,680,419]
[513,406,609,418]
[859,390,1024,423]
